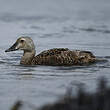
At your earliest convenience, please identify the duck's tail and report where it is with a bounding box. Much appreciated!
[95,57,108,63]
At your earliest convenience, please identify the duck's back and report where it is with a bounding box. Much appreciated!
[31,48,96,66]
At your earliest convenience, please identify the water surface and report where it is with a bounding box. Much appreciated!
[0,0,110,110]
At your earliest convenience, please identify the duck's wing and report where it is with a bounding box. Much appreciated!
[32,48,96,66]
[37,48,69,57]
[32,48,72,66]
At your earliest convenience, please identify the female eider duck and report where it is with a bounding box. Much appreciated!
[5,37,96,66]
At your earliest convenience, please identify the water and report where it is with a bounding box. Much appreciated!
[0,0,110,109]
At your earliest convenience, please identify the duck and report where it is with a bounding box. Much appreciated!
[5,36,96,66]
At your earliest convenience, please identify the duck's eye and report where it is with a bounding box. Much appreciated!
[20,40,24,43]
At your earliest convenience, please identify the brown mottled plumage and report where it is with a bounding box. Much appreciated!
[5,37,96,66]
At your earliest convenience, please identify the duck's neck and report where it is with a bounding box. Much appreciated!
[20,50,36,65]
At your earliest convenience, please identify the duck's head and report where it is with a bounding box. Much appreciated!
[5,37,35,52]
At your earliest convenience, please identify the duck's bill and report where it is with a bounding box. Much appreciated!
[5,42,18,52]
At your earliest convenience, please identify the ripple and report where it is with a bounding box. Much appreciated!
[62,24,110,34]
[30,25,45,30]
[79,27,110,34]
[0,13,68,23]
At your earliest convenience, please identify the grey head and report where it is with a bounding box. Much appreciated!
[5,36,35,52]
